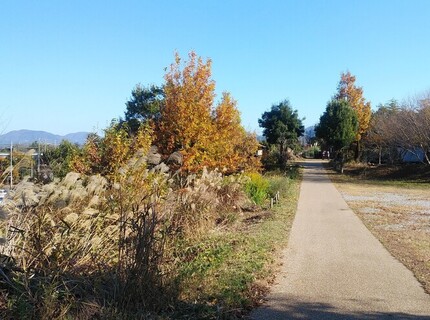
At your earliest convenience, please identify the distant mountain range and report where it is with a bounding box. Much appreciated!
[0,130,90,146]
[1,127,315,147]
[305,126,316,138]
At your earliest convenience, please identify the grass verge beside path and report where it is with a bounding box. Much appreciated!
[328,163,430,294]
[171,168,301,319]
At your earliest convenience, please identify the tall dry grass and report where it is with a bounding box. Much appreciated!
[0,151,174,318]
[0,154,253,318]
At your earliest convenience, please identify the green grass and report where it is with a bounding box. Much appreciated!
[244,173,270,205]
[171,171,302,319]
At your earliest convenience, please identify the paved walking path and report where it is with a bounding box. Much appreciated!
[250,160,430,319]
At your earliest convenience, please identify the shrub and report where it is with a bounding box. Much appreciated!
[302,145,321,159]
[261,144,280,170]
[244,172,269,205]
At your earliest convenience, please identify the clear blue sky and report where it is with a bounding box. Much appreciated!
[1,0,429,135]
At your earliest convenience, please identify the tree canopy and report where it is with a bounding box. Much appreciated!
[72,52,262,175]
[259,100,304,165]
[315,99,358,154]
[42,140,80,178]
[335,71,371,159]
[259,100,304,145]
[156,51,260,173]
[365,95,430,165]
[71,122,153,178]
[124,84,165,133]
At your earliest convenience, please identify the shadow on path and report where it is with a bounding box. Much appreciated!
[249,299,430,319]
[296,160,335,184]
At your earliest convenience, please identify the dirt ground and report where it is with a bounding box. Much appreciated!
[329,164,430,294]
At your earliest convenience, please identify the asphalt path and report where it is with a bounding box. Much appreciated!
[250,160,430,319]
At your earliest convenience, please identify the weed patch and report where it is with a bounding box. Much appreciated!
[170,171,301,318]
[244,173,269,205]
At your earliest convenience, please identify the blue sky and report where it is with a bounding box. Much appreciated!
[1,0,429,135]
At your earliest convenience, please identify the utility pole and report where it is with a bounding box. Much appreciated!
[10,142,13,189]
[38,140,41,174]
[30,156,33,179]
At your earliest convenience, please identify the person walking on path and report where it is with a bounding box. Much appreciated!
[250,160,430,319]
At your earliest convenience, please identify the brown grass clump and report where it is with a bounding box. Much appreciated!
[0,155,255,318]
[0,150,173,319]
[166,169,249,238]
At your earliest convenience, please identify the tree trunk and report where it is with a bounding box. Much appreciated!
[424,149,430,165]
[354,140,361,162]
[378,146,382,165]
[279,142,284,168]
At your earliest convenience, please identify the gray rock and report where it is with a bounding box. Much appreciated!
[39,183,56,205]
[68,185,87,203]
[88,195,101,208]
[147,145,162,165]
[0,208,8,220]
[167,151,183,166]
[53,199,68,209]
[149,146,158,154]
[147,152,161,166]
[12,180,41,208]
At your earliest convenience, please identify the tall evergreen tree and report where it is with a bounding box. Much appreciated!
[315,99,358,155]
[259,100,304,166]
[124,84,165,133]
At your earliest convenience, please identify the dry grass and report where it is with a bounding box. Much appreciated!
[0,153,173,319]
[0,160,301,319]
[329,166,430,293]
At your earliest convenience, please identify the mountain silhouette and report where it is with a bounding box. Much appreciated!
[0,130,89,146]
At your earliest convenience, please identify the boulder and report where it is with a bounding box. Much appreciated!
[88,195,101,208]
[147,146,162,166]
[167,151,183,166]
[12,180,41,208]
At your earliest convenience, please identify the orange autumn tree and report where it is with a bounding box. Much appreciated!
[157,51,260,173]
[335,71,372,160]
[213,92,245,172]
[236,132,261,172]
[157,52,215,171]
[213,93,261,173]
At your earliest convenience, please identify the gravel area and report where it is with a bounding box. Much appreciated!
[341,192,430,211]
[333,180,430,294]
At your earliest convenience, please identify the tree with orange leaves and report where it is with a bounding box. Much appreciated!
[157,52,215,171]
[212,92,246,172]
[157,52,260,173]
[335,71,371,160]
